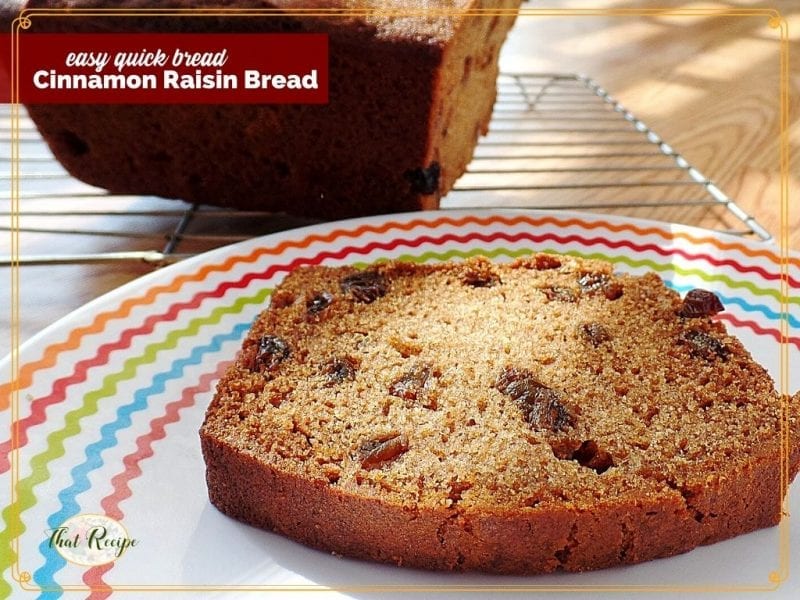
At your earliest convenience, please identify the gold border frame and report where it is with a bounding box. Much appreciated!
[7,5,792,594]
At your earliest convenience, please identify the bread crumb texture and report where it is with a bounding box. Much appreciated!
[201,254,800,573]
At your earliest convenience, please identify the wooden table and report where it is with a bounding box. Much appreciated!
[500,0,798,250]
[2,0,798,358]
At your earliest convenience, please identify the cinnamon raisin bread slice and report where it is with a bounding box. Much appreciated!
[200,254,800,574]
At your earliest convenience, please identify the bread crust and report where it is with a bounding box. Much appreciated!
[201,431,790,573]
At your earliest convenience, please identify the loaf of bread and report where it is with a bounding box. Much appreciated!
[200,254,800,574]
[24,0,521,219]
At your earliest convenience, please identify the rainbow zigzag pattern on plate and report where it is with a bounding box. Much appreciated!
[0,212,797,597]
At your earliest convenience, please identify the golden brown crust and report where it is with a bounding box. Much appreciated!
[200,255,799,573]
[200,432,787,573]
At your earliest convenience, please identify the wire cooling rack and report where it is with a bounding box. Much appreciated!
[0,72,773,268]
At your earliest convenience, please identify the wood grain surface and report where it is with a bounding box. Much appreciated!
[500,0,797,249]
[1,0,797,355]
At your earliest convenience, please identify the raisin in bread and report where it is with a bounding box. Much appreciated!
[200,255,800,573]
[23,0,520,220]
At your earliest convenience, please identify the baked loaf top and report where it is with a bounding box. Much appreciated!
[27,0,477,41]
[201,255,799,573]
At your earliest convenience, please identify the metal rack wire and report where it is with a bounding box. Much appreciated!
[0,72,773,268]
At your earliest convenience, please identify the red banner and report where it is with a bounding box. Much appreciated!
[0,35,10,102]
[2,33,329,104]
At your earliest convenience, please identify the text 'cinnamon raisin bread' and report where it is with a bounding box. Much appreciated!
[200,254,800,574]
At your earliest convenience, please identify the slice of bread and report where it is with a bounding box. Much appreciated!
[200,255,799,573]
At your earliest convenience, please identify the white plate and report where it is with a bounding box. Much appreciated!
[1,210,798,599]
